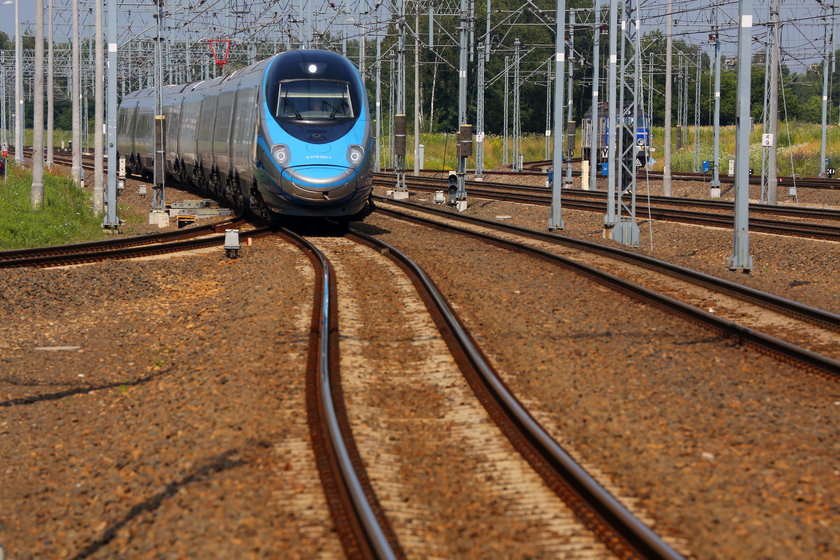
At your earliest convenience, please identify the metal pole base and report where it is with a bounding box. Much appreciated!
[726,254,753,272]
[612,220,640,248]
[394,170,408,199]
[710,186,721,198]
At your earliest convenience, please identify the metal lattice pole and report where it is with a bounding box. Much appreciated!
[476,41,485,179]
[454,0,469,207]
[513,38,521,172]
[662,0,673,196]
[413,8,420,176]
[565,10,574,185]
[545,60,551,161]
[710,3,722,197]
[589,6,601,193]
[676,55,683,151]
[760,39,771,202]
[152,0,166,211]
[767,0,780,204]
[604,0,618,227]
[394,0,407,193]
[819,3,832,177]
[693,52,701,173]
[503,55,509,166]
[1,65,6,152]
[375,33,381,172]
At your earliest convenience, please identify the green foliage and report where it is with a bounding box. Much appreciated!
[0,162,105,250]
[387,123,840,178]
[649,121,840,176]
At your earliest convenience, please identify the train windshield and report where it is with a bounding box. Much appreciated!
[276,79,354,121]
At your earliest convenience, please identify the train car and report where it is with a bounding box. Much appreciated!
[581,102,651,165]
[117,49,374,221]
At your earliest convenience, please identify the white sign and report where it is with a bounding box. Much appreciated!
[762,133,774,147]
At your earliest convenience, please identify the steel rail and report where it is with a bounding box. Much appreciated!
[277,228,400,560]
[379,173,840,221]
[0,217,246,262]
[377,164,840,189]
[372,196,840,333]
[371,200,840,379]
[373,177,840,242]
[347,229,685,560]
[0,226,270,268]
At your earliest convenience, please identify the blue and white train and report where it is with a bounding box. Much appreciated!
[117,49,374,221]
[581,102,651,165]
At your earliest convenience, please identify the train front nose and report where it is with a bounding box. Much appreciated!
[281,165,358,202]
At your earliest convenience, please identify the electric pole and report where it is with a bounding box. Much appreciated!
[32,0,45,209]
[14,0,22,164]
[94,0,105,212]
[152,0,166,211]
[414,7,420,176]
[728,0,754,272]
[589,3,601,193]
[375,33,381,172]
[47,0,54,169]
[105,0,119,227]
[767,0,779,204]
[454,0,470,210]
[548,0,567,229]
[565,10,574,186]
[711,2,722,197]
[72,0,81,185]
[663,0,673,196]
[604,0,618,229]
[819,2,832,177]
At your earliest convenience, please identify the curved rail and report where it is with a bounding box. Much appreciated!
[348,229,684,560]
[277,228,400,560]
[0,225,271,268]
[371,198,840,379]
[0,216,246,263]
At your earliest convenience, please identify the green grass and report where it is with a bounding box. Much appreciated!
[0,161,106,250]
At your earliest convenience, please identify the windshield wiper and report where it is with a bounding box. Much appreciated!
[283,92,303,120]
[328,98,348,120]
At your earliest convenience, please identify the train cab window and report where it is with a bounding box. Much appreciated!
[275,80,354,122]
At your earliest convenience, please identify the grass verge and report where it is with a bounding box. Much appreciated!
[0,162,106,250]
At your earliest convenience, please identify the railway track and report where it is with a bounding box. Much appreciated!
[291,228,684,558]
[0,216,266,268]
[368,196,840,379]
[503,159,840,190]
[373,174,840,242]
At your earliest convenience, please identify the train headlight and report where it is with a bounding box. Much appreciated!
[271,144,290,167]
[347,145,364,166]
